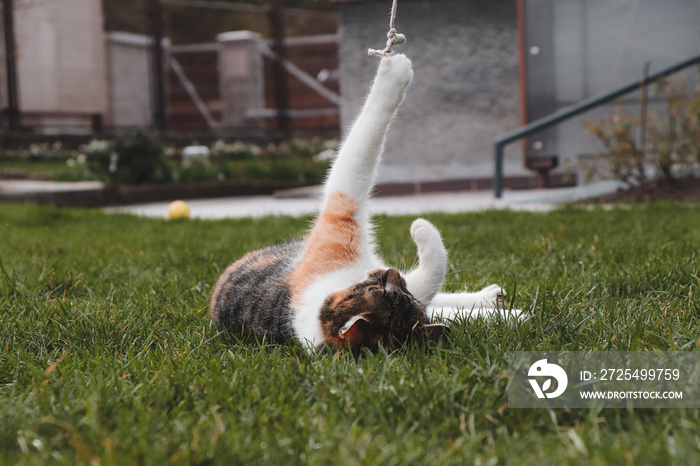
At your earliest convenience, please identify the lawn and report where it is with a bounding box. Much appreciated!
[1,201,699,464]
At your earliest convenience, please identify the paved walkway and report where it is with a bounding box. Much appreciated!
[0,179,104,195]
[105,180,625,219]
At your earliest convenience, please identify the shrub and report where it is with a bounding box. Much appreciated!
[4,136,336,185]
[242,159,272,181]
[81,139,113,181]
[24,141,72,162]
[211,140,261,160]
[585,75,700,185]
[270,159,305,182]
[112,131,171,185]
[177,161,218,183]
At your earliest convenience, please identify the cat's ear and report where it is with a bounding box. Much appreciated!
[338,315,372,349]
[413,322,448,341]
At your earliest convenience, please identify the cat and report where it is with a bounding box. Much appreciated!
[210,54,519,351]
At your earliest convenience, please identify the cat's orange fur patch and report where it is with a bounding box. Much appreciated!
[289,192,361,304]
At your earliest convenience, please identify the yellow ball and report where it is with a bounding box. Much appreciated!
[167,200,190,219]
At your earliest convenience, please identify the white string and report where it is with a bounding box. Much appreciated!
[368,0,406,57]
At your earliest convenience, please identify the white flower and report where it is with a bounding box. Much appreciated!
[109,153,118,173]
[83,139,110,155]
[212,140,226,152]
[313,149,337,163]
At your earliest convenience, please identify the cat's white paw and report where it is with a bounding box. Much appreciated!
[410,218,443,250]
[475,284,505,308]
[478,284,505,297]
[379,54,413,88]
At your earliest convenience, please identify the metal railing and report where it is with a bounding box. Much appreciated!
[493,52,700,198]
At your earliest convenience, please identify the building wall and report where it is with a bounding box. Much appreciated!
[105,32,154,129]
[13,0,108,132]
[337,0,523,183]
[524,0,700,170]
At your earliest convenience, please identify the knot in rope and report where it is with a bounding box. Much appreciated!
[368,0,405,57]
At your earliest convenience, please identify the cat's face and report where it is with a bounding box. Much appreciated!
[319,269,444,350]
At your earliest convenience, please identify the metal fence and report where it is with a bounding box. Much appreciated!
[0,0,339,142]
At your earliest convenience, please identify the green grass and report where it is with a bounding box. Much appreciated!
[0,159,77,176]
[1,201,700,464]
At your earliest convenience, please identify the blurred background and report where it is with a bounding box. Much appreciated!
[0,0,699,195]
[0,0,339,140]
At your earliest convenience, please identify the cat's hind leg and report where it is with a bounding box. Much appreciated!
[403,220,522,324]
[427,287,523,322]
[404,219,447,305]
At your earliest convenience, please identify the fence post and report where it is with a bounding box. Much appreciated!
[2,0,19,131]
[148,0,167,135]
[268,6,291,139]
[494,142,504,198]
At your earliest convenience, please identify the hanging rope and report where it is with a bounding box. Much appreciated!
[368,0,406,57]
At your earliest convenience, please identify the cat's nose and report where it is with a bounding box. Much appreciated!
[384,269,404,292]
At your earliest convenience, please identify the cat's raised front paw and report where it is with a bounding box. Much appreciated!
[379,54,414,88]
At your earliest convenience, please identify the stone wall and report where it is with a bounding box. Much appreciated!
[337,0,524,183]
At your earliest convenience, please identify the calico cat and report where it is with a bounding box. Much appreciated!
[210,54,519,351]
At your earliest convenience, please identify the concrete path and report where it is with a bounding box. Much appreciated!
[0,179,104,195]
[0,179,107,207]
[105,180,626,219]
